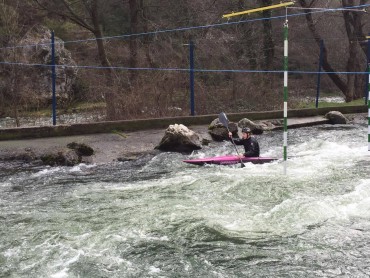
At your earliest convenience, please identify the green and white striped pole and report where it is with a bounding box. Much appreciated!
[221,2,294,171]
[283,19,288,173]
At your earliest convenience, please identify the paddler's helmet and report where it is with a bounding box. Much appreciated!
[241,127,251,134]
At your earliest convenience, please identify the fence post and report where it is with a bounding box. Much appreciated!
[189,40,195,116]
[51,30,57,126]
[366,34,370,105]
[367,34,370,151]
[315,39,324,108]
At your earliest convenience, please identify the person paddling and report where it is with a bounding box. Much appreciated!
[228,127,260,158]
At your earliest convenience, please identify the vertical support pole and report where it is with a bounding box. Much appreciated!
[315,39,324,108]
[51,31,57,126]
[189,40,195,116]
[283,20,288,174]
[367,35,370,151]
[366,34,370,105]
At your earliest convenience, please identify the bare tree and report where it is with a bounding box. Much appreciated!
[128,0,141,81]
[33,0,121,119]
[342,0,368,101]
[260,0,275,70]
[298,0,368,101]
[0,0,24,125]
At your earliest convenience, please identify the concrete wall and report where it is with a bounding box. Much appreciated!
[0,105,367,141]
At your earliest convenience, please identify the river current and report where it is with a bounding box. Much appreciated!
[0,124,369,277]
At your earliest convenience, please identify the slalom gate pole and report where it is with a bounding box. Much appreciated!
[221,2,294,172]
[283,17,289,174]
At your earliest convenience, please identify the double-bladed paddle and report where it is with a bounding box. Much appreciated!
[218,112,245,168]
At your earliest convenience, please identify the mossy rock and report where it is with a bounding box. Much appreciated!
[67,142,94,156]
[41,150,80,166]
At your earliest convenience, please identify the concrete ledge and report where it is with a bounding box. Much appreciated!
[272,116,330,130]
[0,105,367,141]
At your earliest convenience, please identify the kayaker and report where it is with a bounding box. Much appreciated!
[228,127,260,157]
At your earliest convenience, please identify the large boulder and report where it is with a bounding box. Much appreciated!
[238,118,264,134]
[67,142,94,156]
[40,149,80,166]
[0,148,37,163]
[155,124,202,153]
[16,25,78,104]
[325,111,348,124]
[40,142,95,166]
[208,118,238,141]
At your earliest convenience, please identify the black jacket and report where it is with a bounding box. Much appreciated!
[232,137,260,157]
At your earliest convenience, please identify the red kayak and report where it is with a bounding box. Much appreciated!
[183,155,278,166]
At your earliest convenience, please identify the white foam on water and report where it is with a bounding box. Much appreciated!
[108,173,199,192]
[333,179,370,219]
[4,246,20,258]
[219,178,370,237]
[40,230,144,277]
[182,134,367,180]
[50,268,69,278]
[280,139,367,177]
[69,163,96,173]
[1,125,368,277]
[171,135,369,238]
[0,182,11,188]
[31,163,97,178]
[149,266,161,274]
[31,167,62,177]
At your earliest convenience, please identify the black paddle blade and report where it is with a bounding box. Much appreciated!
[218,112,229,128]
[219,112,245,168]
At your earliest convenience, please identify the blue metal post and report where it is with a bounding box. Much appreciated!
[367,34,370,151]
[315,39,324,108]
[51,31,56,125]
[189,40,195,116]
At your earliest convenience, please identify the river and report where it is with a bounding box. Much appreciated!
[0,123,369,277]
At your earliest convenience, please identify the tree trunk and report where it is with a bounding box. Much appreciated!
[141,0,157,68]
[260,0,275,89]
[90,0,117,119]
[129,0,140,81]
[261,0,274,70]
[298,0,348,97]
[33,0,120,119]
[299,0,368,102]
[342,0,367,101]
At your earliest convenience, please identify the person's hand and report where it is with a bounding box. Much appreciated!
[228,132,232,138]
[238,154,245,158]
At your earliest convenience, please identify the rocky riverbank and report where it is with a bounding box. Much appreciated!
[0,125,213,165]
[0,113,367,166]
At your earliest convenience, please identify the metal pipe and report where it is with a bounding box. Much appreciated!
[51,31,56,126]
